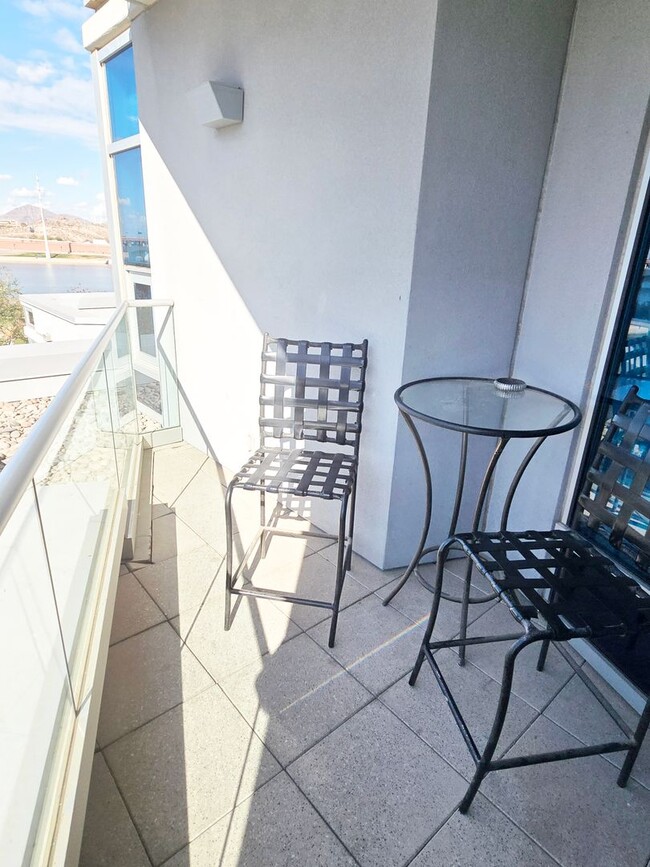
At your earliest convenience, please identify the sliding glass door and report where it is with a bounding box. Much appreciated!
[572,183,650,574]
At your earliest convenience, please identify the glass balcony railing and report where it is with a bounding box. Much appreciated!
[0,299,178,865]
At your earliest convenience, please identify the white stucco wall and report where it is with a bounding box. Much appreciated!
[124,0,650,567]
[131,0,439,564]
[384,0,575,565]
[493,0,650,532]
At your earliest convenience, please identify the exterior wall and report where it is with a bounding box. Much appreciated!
[131,0,439,564]
[384,0,575,565]
[491,0,650,531]
[103,0,650,567]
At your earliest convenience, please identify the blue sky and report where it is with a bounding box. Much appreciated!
[0,0,106,223]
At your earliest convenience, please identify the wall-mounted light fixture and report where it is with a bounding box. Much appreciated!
[190,81,244,129]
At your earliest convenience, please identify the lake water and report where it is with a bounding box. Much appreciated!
[0,261,113,294]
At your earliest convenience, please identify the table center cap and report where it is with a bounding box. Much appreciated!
[493,377,527,393]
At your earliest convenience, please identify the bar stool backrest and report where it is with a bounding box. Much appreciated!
[258,334,368,455]
[576,385,650,573]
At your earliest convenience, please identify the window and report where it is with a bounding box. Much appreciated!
[114,149,149,266]
[105,45,139,141]
[103,42,149,268]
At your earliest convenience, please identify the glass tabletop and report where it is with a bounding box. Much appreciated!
[395,377,581,438]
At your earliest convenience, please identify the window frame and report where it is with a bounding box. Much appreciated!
[98,33,150,278]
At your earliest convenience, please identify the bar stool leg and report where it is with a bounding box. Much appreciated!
[618,698,650,787]
[459,632,539,813]
[328,493,350,648]
[458,556,472,667]
[224,483,235,631]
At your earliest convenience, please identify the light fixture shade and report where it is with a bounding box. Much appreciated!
[190,81,244,128]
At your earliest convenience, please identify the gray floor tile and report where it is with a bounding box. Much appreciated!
[220,632,372,765]
[460,603,574,711]
[152,444,209,505]
[152,498,173,519]
[437,557,496,596]
[288,701,466,867]
[151,513,207,564]
[319,548,401,591]
[250,549,372,630]
[135,544,223,619]
[240,531,334,583]
[169,471,232,555]
[161,772,356,867]
[172,588,300,683]
[105,685,281,866]
[377,569,497,635]
[110,572,166,645]
[544,667,650,789]
[410,793,557,866]
[380,650,537,780]
[97,621,213,747]
[309,592,425,695]
[79,753,150,867]
[482,715,650,867]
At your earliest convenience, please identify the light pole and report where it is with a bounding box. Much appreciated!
[35,176,51,260]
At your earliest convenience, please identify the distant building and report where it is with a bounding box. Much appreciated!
[20,292,116,343]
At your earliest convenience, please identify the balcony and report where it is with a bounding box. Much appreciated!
[82,450,650,865]
[3,309,649,867]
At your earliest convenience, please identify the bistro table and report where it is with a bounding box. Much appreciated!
[382,376,581,658]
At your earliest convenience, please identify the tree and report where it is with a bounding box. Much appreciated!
[0,268,27,345]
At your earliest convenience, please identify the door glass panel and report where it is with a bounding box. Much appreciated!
[573,192,650,569]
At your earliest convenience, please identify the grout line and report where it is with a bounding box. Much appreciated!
[285,772,363,867]
[401,800,465,867]
[538,674,650,793]
[153,767,287,867]
[472,795,565,867]
[98,750,156,867]
[108,615,169,649]
[98,679,218,752]
[163,455,209,510]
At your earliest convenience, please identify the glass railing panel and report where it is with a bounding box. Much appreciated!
[104,314,139,485]
[156,303,180,429]
[32,352,120,701]
[0,484,73,865]
[127,303,179,433]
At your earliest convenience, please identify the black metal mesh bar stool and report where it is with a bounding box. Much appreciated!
[410,385,650,813]
[225,334,368,647]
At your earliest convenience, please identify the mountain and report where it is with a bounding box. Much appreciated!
[0,205,109,242]
[2,205,58,222]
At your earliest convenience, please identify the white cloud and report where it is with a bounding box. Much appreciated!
[0,66,98,145]
[15,61,55,84]
[57,176,79,186]
[10,186,39,198]
[91,195,107,222]
[0,174,11,181]
[18,0,88,22]
[52,27,84,55]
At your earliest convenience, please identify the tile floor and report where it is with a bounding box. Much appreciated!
[80,443,650,867]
